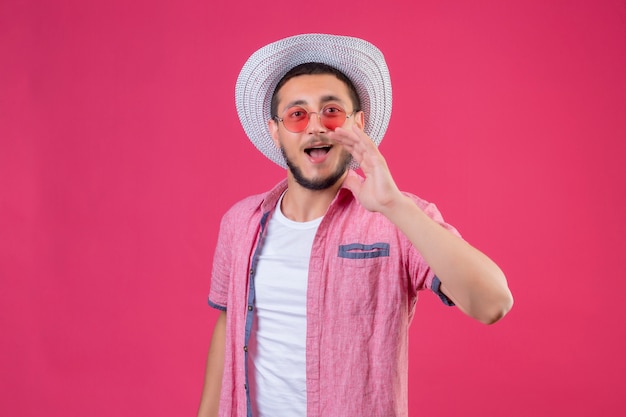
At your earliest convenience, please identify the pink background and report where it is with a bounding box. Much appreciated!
[1,0,625,416]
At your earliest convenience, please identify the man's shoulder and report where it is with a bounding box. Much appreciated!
[215,192,267,239]
[222,180,286,222]
[223,191,267,218]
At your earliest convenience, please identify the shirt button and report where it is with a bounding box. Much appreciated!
[244,384,248,390]
[248,305,253,311]
[243,345,248,352]
[249,268,254,275]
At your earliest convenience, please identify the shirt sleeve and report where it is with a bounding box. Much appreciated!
[403,194,461,306]
[208,211,233,311]
[431,275,455,306]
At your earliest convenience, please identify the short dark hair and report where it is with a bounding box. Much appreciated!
[270,62,361,117]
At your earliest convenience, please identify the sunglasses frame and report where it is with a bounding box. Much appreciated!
[273,104,357,133]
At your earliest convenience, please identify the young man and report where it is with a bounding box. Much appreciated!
[197,34,513,417]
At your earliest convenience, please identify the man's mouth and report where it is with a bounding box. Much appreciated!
[304,145,333,159]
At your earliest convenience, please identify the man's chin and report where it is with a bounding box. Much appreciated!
[282,147,352,191]
[291,169,347,191]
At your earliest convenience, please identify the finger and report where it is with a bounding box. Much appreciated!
[351,124,373,141]
[331,132,367,165]
[331,127,376,157]
[329,127,358,146]
[332,126,370,143]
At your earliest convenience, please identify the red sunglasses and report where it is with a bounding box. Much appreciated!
[274,104,356,133]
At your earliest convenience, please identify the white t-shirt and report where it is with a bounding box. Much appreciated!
[248,193,322,417]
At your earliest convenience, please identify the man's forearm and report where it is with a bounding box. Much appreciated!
[382,195,513,324]
[197,311,226,417]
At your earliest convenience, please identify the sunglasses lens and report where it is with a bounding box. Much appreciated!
[283,107,309,132]
[320,106,346,131]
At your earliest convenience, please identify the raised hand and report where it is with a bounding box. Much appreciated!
[328,125,404,214]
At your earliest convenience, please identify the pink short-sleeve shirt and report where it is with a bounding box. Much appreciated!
[208,171,459,417]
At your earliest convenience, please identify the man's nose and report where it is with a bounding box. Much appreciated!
[305,112,326,133]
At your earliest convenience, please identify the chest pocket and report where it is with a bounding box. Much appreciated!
[333,242,392,316]
[338,242,390,262]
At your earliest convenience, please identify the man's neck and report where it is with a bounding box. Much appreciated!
[280,173,346,222]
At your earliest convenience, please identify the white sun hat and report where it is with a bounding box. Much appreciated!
[235,33,392,169]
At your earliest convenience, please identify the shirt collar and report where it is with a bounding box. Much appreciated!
[259,170,362,214]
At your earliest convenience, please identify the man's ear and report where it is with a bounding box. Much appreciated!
[268,119,281,148]
[355,111,365,130]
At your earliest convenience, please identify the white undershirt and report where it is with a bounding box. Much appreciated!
[248,193,322,417]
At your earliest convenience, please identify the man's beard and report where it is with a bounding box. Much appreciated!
[281,146,352,191]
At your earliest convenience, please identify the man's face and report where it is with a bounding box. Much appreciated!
[269,74,364,190]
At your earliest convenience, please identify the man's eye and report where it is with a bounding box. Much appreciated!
[287,108,307,120]
[323,106,343,116]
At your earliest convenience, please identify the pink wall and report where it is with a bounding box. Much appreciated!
[1,0,624,415]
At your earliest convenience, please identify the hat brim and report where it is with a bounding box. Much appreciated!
[235,33,392,169]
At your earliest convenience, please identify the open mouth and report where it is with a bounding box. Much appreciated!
[304,145,333,158]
